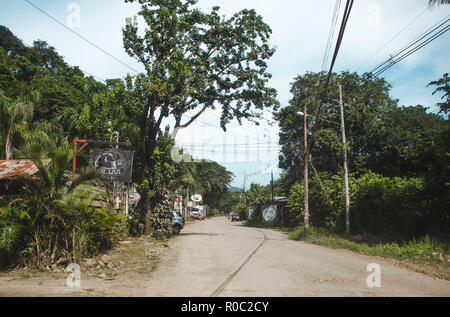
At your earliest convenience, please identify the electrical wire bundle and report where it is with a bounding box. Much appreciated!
[370,14,450,77]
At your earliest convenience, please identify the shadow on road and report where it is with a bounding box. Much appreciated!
[180,232,223,237]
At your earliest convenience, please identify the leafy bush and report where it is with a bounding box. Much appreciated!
[126,206,145,237]
[351,172,425,239]
[285,182,305,227]
[286,171,347,230]
[0,223,20,268]
[286,171,428,240]
[2,181,126,267]
[87,208,125,254]
[150,200,173,241]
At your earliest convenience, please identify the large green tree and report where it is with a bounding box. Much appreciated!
[0,26,106,135]
[121,0,278,230]
[0,90,35,160]
[276,71,398,184]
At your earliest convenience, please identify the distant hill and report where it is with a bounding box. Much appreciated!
[228,186,243,192]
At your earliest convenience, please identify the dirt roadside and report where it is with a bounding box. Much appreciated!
[1,217,449,297]
[0,236,169,297]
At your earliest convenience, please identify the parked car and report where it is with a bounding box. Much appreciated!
[171,210,185,234]
[229,212,240,222]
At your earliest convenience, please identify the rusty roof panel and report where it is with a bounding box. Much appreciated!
[0,160,39,180]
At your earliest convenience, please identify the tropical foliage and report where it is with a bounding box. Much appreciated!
[273,71,449,241]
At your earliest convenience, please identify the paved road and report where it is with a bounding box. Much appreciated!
[145,217,450,297]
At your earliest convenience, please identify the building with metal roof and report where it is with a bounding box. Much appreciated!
[0,160,40,180]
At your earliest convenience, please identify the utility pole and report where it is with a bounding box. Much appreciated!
[303,104,310,233]
[242,171,248,204]
[339,85,350,234]
[271,170,275,204]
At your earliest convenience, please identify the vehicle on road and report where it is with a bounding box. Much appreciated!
[191,206,206,220]
[171,210,185,234]
[229,212,240,222]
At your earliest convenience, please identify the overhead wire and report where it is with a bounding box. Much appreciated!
[372,22,450,77]
[322,0,342,72]
[311,0,354,140]
[23,0,141,74]
[21,41,107,83]
[370,15,450,76]
[24,0,282,150]
[203,108,275,143]
[369,15,449,74]
[357,6,429,72]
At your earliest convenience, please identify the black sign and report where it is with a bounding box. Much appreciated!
[90,149,134,182]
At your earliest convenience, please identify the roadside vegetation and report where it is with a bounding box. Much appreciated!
[288,226,450,280]
[1,0,270,271]
[0,0,448,282]
[243,70,449,274]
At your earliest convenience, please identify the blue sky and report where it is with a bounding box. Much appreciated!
[1,0,449,187]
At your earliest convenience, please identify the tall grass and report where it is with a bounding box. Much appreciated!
[289,226,449,265]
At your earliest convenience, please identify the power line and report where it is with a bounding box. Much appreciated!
[357,7,428,72]
[203,108,274,143]
[78,69,107,83]
[312,0,354,137]
[370,16,450,77]
[177,142,281,149]
[372,23,450,77]
[369,15,449,74]
[23,0,141,74]
[192,117,273,144]
[22,41,107,83]
[322,0,342,72]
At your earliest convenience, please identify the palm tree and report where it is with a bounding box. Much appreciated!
[428,73,449,115]
[9,134,99,264]
[58,184,103,261]
[0,90,36,160]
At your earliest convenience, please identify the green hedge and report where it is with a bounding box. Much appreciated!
[351,172,425,239]
[286,171,442,240]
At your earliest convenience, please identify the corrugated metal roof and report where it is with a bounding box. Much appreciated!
[0,160,39,179]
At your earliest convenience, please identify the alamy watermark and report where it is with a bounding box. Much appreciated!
[67,3,81,28]
[366,263,381,288]
[66,263,81,289]
[367,3,381,28]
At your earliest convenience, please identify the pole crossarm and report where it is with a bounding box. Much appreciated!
[297,111,341,127]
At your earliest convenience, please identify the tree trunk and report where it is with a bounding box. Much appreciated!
[140,125,160,235]
[5,129,12,160]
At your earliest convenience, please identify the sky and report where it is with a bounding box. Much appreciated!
[1,0,449,188]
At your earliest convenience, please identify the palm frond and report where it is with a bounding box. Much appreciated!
[68,167,100,194]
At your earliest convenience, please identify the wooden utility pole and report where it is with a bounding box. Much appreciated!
[271,170,274,204]
[303,104,310,233]
[242,171,248,205]
[339,85,350,234]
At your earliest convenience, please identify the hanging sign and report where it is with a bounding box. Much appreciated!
[261,205,277,222]
[90,149,134,182]
[191,194,202,202]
